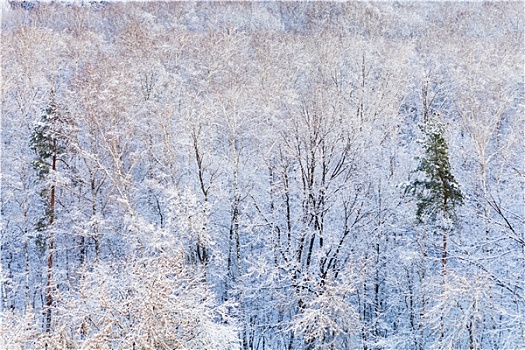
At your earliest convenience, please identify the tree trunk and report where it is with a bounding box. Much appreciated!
[45,148,56,333]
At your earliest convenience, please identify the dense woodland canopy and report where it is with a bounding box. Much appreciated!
[0,1,523,349]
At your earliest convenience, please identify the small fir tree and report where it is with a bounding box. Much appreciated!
[407,120,463,284]
[410,122,463,224]
[30,97,64,235]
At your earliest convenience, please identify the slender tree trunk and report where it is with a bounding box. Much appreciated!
[0,241,6,314]
[418,226,428,350]
[91,186,100,262]
[25,236,30,306]
[192,129,209,264]
[23,199,31,308]
[442,230,447,275]
[45,149,56,333]
[79,236,85,266]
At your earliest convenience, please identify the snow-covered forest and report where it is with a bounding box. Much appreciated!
[1,1,523,349]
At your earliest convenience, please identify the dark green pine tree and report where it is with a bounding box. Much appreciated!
[29,92,69,333]
[408,121,463,273]
[30,95,68,179]
[411,122,463,223]
[30,95,66,239]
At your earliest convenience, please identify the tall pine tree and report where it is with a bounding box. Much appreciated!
[29,91,71,333]
[408,121,463,271]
